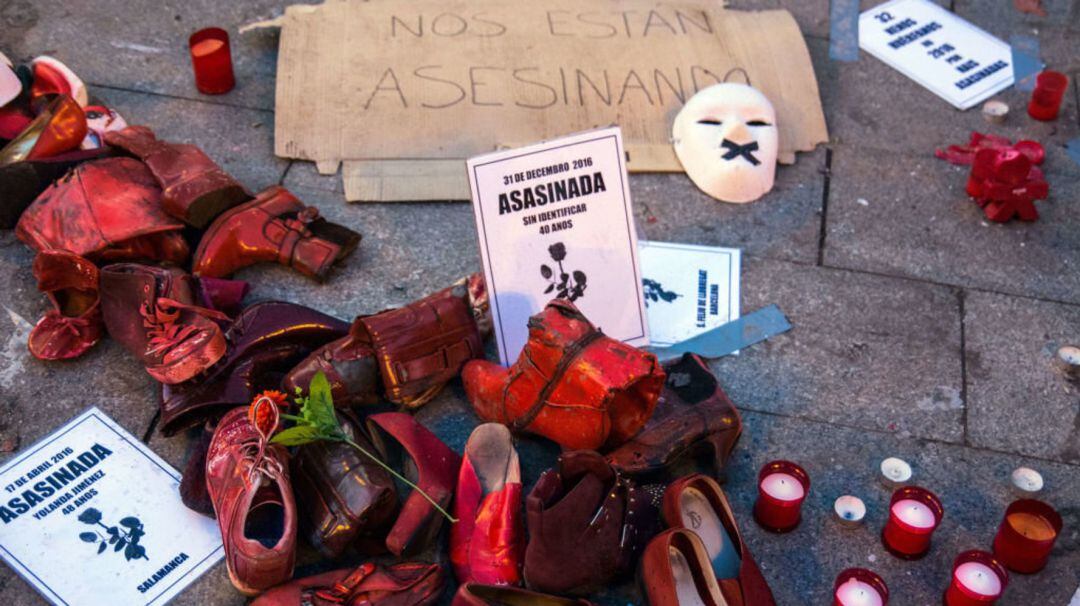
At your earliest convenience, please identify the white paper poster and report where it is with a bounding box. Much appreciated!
[859,0,1013,109]
[639,241,741,347]
[0,408,223,606]
[467,127,650,365]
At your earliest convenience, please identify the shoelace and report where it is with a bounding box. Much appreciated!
[140,296,228,356]
[239,395,285,486]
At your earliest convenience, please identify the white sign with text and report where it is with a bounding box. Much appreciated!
[859,0,1013,109]
[0,408,223,606]
[467,127,650,365]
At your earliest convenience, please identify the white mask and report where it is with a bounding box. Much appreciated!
[672,83,778,203]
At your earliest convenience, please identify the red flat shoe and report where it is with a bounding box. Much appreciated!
[662,474,776,606]
[29,56,88,106]
[366,412,461,557]
[252,561,445,606]
[451,423,524,585]
[452,583,596,606]
[641,529,726,606]
[27,250,102,361]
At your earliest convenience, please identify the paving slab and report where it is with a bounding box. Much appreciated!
[724,410,1080,606]
[89,85,286,194]
[0,0,286,112]
[711,256,965,443]
[965,289,1080,464]
[825,143,1080,304]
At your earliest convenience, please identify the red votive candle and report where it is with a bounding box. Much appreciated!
[992,499,1062,574]
[1027,70,1068,121]
[753,460,809,533]
[943,550,1007,606]
[189,27,235,95]
[881,486,943,559]
[833,568,888,606]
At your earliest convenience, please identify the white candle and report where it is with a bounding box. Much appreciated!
[835,578,884,606]
[880,457,912,484]
[760,472,804,501]
[1010,467,1043,493]
[892,499,935,529]
[834,496,867,524]
[954,562,1002,597]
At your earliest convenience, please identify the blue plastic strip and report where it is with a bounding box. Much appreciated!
[1010,34,1043,92]
[647,304,791,362]
[829,0,861,62]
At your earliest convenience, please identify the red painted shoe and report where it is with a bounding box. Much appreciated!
[366,412,461,556]
[451,423,524,585]
[27,250,102,360]
[206,405,297,596]
[0,95,87,166]
[252,561,445,606]
[100,264,229,384]
[15,157,187,262]
[28,56,88,106]
[192,186,360,280]
[463,300,664,451]
[641,529,726,606]
[105,125,249,227]
[662,474,776,605]
[452,583,596,606]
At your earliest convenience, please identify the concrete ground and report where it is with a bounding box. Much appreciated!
[1,0,1079,604]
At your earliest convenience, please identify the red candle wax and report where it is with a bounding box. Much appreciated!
[752,460,809,533]
[189,27,235,95]
[943,550,1008,606]
[881,486,943,560]
[1027,70,1068,121]
[992,499,1061,574]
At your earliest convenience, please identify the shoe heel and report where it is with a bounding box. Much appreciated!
[702,428,740,482]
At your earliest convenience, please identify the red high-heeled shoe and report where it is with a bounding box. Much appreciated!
[0,95,87,166]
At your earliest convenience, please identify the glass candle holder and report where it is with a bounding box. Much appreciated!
[943,550,1007,606]
[189,27,235,95]
[1027,70,1068,121]
[834,568,888,606]
[992,499,1062,574]
[753,460,809,533]
[881,486,943,560]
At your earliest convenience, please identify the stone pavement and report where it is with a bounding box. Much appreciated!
[1,0,1079,604]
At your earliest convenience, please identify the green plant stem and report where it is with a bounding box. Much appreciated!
[280,413,304,423]
[340,436,458,523]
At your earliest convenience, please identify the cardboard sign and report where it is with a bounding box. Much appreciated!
[0,408,223,606]
[859,0,1014,109]
[274,0,829,201]
[467,127,649,365]
[639,241,740,347]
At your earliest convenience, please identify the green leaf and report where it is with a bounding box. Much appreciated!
[270,425,326,446]
[304,371,340,433]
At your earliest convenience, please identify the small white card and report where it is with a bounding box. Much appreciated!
[639,241,741,347]
[467,127,649,365]
[859,0,1013,109]
[0,408,223,606]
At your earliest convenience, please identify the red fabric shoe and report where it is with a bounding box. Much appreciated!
[192,186,360,280]
[463,300,664,451]
[451,423,524,585]
[27,250,102,360]
[366,412,461,556]
[206,405,296,596]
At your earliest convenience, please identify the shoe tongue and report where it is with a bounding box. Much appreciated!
[250,482,283,508]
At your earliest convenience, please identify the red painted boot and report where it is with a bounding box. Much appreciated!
[27,250,102,360]
[105,125,249,227]
[451,423,524,585]
[99,264,229,384]
[206,404,297,596]
[192,186,360,281]
[462,300,664,451]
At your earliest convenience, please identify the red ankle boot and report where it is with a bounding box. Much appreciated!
[100,264,229,384]
[192,186,360,281]
[27,250,102,360]
[105,125,249,227]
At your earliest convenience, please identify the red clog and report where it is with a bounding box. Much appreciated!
[450,423,524,585]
